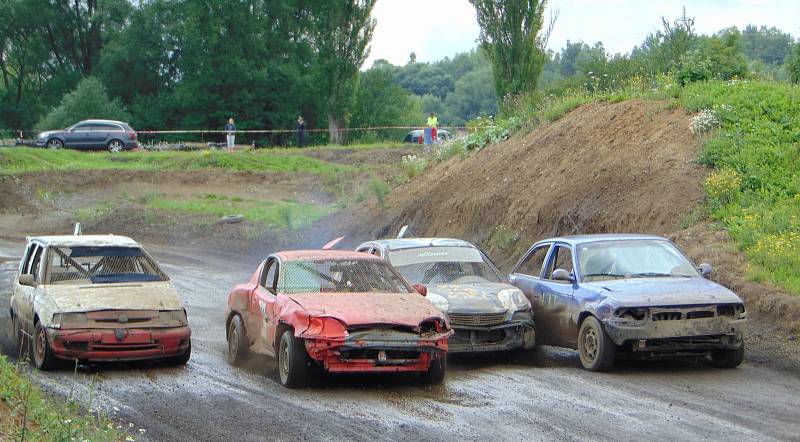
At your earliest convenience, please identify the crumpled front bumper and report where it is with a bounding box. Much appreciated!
[47,326,191,361]
[303,329,450,373]
[448,319,536,353]
[603,316,746,351]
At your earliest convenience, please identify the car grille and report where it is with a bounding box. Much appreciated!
[448,312,507,327]
[651,312,683,321]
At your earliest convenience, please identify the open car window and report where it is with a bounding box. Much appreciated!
[45,246,169,284]
[279,259,412,294]
[387,247,504,284]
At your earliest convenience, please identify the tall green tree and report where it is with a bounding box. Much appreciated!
[469,0,552,104]
[308,0,376,144]
[787,44,800,84]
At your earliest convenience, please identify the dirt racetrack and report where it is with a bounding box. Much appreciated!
[1,242,799,441]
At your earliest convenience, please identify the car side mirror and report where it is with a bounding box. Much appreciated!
[413,284,427,296]
[552,268,574,283]
[18,274,35,286]
[698,263,713,278]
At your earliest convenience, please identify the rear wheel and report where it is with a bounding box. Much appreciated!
[421,356,446,384]
[107,139,124,153]
[711,342,744,368]
[31,322,59,371]
[277,330,308,388]
[578,316,616,371]
[46,139,63,150]
[226,315,249,365]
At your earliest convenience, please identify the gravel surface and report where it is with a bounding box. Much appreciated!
[1,243,798,441]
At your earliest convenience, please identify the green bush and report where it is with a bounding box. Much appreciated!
[368,177,389,207]
[35,77,130,131]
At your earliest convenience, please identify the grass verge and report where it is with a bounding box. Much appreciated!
[0,148,353,176]
[0,354,128,441]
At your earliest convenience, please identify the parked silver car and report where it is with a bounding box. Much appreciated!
[35,119,138,152]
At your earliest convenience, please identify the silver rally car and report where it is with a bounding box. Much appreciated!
[356,236,535,353]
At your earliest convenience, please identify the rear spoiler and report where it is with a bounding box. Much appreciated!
[322,237,344,250]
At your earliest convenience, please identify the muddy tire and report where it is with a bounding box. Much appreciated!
[578,316,616,372]
[107,139,124,153]
[421,356,447,384]
[711,342,744,368]
[277,330,308,388]
[166,341,191,366]
[46,138,63,150]
[31,322,59,371]
[227,315,249,365]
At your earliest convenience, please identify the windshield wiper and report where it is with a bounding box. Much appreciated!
[632,272,678,278]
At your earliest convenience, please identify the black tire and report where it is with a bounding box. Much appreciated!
[46,138,63,150]
[31,321,59,371]
[711,341,744,368]
[277,330,308,388]
[165,341,192,366]
[107,139,124,153]
[421,356,447,384]
[227,315,249,365]
[578,316,616,372]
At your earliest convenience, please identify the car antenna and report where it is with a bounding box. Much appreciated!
[73,223,82,236]
[322,237,344,250]
[397,225,416,239]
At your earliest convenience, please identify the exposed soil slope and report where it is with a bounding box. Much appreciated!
[343,100,704,266]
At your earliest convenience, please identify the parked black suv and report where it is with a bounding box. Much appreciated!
[35,119,138,152]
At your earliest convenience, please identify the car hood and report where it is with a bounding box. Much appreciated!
[427,282,519,314]
[285,292,444,328]
[585,277,742,307]
[43,281,183,313]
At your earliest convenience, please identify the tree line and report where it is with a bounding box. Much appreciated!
[1,1,798,145]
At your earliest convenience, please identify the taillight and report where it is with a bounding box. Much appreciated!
[127,131,137,140]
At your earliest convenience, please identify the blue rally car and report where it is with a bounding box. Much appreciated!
[509,234,746,371]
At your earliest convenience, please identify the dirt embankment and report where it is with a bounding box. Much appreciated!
[328,99,800,345]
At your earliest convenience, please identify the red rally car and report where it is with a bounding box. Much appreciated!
[224,250,452,388]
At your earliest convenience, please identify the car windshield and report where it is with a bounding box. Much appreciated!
[45,246,168,284]
[387,247,504,285]
[280,259,412,294]
[577,240,700,282]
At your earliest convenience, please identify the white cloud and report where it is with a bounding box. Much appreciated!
[364,0,800,67]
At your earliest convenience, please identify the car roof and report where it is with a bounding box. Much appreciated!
[77,119,128,125]
[28,235,140,248]
[537,233,668,246]
[276,250,380,261]
[368,238,477,251]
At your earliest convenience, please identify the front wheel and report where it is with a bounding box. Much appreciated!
[578,316,616,371]
[277,330,308,388]
[710,342,744,368]
[47,139,63,150]
[107,139,124,153]
[421,356,446,384]
[31,322,59,371]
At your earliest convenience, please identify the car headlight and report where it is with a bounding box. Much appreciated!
[610,307,648,324]
[51,312,88,328]
[498,288,531,312]
[38,132,50,139]
[425,291,449,313]
[159,309,188,325]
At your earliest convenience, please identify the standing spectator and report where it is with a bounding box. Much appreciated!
[424,112,438,144]
[297,116,306,147]
[224,118,236,152]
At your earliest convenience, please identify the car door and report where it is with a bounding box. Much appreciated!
[14,243,43,334]
[88,123,112,148]
[539,244,581,348]
[510,243,555,341]
[63,123,92,148]
[250,258,279,356]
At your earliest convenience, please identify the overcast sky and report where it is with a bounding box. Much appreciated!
[364,0,800,67]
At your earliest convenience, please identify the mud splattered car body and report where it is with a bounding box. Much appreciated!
[224,250,451,387]
[510,234,746,371]
[9,235,191,369]
[356,238,536,353]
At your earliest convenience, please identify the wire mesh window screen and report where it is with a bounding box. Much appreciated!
[392,260,504,285]
[280,259,411,294]
[46,246,168,284]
